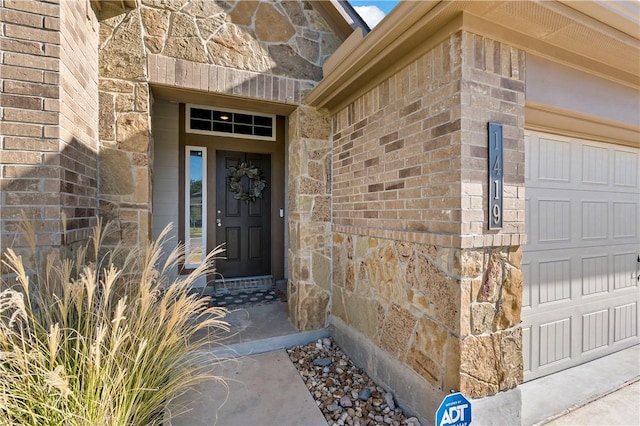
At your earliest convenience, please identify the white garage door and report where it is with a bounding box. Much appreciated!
[522,131,640,381]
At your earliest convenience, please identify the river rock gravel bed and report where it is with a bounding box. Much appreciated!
[287,338,422,426]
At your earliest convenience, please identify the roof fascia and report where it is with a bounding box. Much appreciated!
[306,0,640,112]
[310,1,362,41]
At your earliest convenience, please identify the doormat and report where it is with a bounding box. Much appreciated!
[214,275,274,293]
[209,287,285,308]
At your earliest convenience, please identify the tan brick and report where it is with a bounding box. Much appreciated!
[0,8,44,27]
[0,121,42,137]
[0,93,42,109]
[4,24,60,44]
[3,107,58,124]
[3,136,57,151]
[3,80,58,98]
[4,0,59,17]
[0,37,44,55]
[44,16,60,31]
[4,52,59,71]
[0,150,42,164]
[0,64,44,83]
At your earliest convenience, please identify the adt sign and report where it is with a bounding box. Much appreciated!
[436,392,472,426]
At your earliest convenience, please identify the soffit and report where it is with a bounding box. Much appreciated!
[151,85,297,116]
[90,0,136,20]
[307,0,640,110]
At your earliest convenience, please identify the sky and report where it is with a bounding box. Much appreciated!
[349,0,401,28]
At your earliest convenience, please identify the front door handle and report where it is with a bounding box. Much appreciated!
[216,218,222,227]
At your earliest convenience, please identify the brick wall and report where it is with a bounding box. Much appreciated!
[332,34,464,241]
[1,0,63,251]
[0,0,99,253]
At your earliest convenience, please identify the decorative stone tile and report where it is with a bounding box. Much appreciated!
[228,1,258,26]
[297,284,329,330]
[493,264,523,329]
[97,148,133,195]
[459,327,523,398]
[99,11,146,81]
[380,304,416,361]
[477,251,502,303]
[312,251,331,292]
[255,2,295,43]
[116,112,149,153]
[471,302,495,334]
[140,7,169,37]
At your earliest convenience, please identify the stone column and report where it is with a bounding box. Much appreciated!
[287,105,332,330]
[98,9,152,246]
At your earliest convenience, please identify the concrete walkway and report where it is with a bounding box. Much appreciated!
[169,350,326,426]
[171,303,639,426]
[544,381,640,426]
[521,344,640,425]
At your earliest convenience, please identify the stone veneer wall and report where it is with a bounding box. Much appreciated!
[330,30,526,409]
[98,0,341,245]
[0,0,99,255]
[287,105,332,330]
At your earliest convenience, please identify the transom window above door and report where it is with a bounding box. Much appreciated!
[186,105,275,141]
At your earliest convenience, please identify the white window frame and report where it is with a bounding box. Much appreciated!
[184,145,207,269]
[185,104,276,141]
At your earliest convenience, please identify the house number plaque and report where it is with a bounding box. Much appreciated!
[488,122,503,229]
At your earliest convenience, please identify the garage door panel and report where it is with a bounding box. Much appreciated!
[582,144,609,185]
[526,197,638,251]
[613,202,637,238]
[613,302,637,343]
[538,199,571,242]
[581,201,608,240]
[582,309,609,353]
[538,137,571,182]
[613,149,638,187]
[523,131,640,381]
[581,255,608,296]
[538,258,571,304]
[539,317,572,366]
[613,252,638,290]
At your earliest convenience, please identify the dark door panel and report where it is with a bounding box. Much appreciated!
[215,151,271,278]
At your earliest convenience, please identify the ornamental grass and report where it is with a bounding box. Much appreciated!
[0,218,228,425]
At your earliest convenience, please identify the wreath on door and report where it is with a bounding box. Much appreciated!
[227,162,267,203]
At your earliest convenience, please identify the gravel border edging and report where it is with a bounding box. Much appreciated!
[287,337,422,426]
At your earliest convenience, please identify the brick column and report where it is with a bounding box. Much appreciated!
[287,105,332,330]
[457,32,526,399]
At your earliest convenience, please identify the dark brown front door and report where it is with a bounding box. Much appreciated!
[215,150,271,278]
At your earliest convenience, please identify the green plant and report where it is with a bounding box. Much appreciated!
[0,219,228,425]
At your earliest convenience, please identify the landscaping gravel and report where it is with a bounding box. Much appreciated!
[287,338,422,426]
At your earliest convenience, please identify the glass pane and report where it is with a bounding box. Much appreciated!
[186,149,204,266]
[212,110,231,122]
[235,113,253,124]
[254,126,272,137]
[212,121,232,133]
[191,108,211,120]
[254,115,272,127]
[190,119,211,131]
[234,124,252,135]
